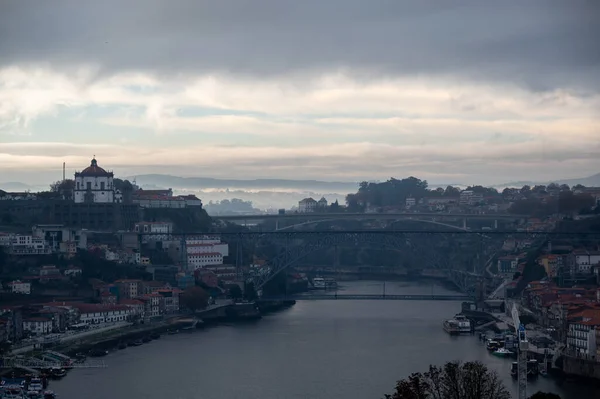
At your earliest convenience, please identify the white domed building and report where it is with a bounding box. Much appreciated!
[74,157,122,203]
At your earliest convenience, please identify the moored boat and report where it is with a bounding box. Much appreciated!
[42,390,56,399]
[312,277,338,289]
[492,348,513,357]
[443,314,471,335]
[486,340,500,351]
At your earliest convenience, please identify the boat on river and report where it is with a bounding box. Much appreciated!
[312,277,337,289]
[443,314,471,335]
[492,348,513,357]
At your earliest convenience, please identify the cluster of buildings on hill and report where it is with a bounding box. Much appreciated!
[0,158,245,346]
[0,279,186,341]
[522,281,600,362]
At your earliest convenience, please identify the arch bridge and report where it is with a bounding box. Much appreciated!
[242,230,491,293]
[214,212,523,231]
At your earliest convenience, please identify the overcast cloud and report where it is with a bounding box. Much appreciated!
[0,0,599,185]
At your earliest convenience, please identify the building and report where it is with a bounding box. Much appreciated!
[134,221,174,243]
[64,266,82,277]
[298,198,318,213]
[204,264,237,282]
[9,280,31,295]
[32,224,88,254]
[570,250,600,275]
[147,265,179,286]
[5,235,50,255]
[497,255,523,277]
[317,197,328,208]
[74,157,118,204]
[185,236,229,270]
[133,195,186,208]
[566,309,600,357]
[538,255,565,278]
[22,318,53,335]
[178,194,203,207]
[139,294,162,319]
[0,192,37,201]
[115,279,142,299]
[459,190,484,206]
[74,304,132,325]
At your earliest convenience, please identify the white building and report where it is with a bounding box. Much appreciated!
[75,304,132,325]
[74,157,116,204]
[566,311,600,357]
[185,236,229,270]
[405,197,416,208]
[32,224,87,254]
[9,280,31,294]
[317,197,328,208]
[188,253,224,269]
[134,222,174,243]
[23,318,53,335]
[571,251,600,275]
[6,235,50,255]
[298,198,318,213]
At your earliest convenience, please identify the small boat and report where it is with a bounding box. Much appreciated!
[443,314,471,335]
[167,329,179,335]
[312,277,338,289]
[117,341,127,350]
[527,359,539,377]
[539,369,548,377]
[128,340,143,346]
[510,362,518,378]
[486,340,500,351]
[492,348,513,357]
[42,391,56,399]
[49,367,66,379]
[150,332,160,340]
[88,348,108,357]
[142,336,151,343]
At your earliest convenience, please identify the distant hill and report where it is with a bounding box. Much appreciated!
[125,174,359,192]
[0,182,38,192]
[501,172,600,188]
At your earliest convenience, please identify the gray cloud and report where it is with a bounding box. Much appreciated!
[1,0,598,91]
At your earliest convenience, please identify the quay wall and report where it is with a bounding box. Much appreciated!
[563,355,600,381]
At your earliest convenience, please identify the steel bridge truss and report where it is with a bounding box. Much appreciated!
[240,231,483,290]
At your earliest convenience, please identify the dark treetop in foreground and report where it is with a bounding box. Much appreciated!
[383,361,561,399]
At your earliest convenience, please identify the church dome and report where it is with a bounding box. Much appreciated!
[77,158,113,177]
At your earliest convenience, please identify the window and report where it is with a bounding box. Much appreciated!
[86,182,92,190]
[101,182,105,190]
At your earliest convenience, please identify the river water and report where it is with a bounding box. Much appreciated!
[53,281,595,399]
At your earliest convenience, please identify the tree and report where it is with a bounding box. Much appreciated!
[180,286,209,311]
[444,186,461,197]
[384,361,509,399]
[520,185,531,195]
[49,179,75,200]
[244,282,258,301]
[529,393,561,399]
[228,284,243,300]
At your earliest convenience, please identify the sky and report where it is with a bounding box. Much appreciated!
[1,0,599,186]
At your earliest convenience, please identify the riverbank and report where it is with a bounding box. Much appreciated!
[10,300,296,360]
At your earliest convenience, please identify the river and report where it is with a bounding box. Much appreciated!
[52,281,595,399]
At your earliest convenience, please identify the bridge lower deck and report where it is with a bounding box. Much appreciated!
[260,294,470,301]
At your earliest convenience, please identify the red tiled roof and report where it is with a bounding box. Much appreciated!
[76,158,112,177]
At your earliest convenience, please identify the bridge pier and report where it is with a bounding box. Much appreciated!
[494,219,498,229]
[463,218,467,229]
